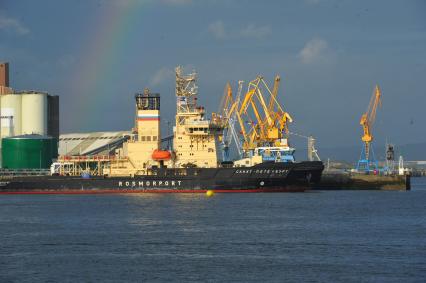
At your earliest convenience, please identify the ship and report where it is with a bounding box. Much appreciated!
[0,67,324,194]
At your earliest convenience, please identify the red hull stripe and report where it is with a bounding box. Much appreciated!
[137,118,160,121]
[0,188,304,195]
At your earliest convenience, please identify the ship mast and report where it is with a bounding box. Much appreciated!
[175,66,199,118]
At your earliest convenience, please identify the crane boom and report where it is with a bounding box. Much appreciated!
[368,85,381,126]
[218,82,233,118]
[268,75,280,113]
[360,85,381,144]
[255,85,274,127]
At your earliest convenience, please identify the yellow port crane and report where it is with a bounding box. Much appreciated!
[236,75,293,153]
[357,85,382,171]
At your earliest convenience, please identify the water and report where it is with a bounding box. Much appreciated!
[1,179,426,282]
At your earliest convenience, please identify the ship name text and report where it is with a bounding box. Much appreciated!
[235,169,289,174]
[118,180,182,188]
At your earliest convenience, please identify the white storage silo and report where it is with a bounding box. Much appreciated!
[0,94,22,138]
[21,92,47,136]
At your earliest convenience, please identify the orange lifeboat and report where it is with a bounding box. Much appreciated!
[152,149,171,161]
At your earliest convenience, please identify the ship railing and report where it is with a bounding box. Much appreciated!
[185,119,210,125]
[0,168,50,177]
[59,155,116,162]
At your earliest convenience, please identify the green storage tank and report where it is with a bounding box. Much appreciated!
[1,134,58,169]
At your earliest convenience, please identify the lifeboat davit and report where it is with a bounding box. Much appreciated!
[152,149,171,161]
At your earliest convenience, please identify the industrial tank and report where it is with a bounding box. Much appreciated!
[21,92,47,136]
[1,134,57,169]
[47,95,59,140]
[0,94,22,138]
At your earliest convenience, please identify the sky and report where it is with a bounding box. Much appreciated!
[0,0,425,152]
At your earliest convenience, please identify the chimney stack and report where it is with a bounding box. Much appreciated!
[0,62,10,87]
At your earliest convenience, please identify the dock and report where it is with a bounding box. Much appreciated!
[313,170,410,191]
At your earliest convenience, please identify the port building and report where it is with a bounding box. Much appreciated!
[59,131,130,156]
[0,62,59,169]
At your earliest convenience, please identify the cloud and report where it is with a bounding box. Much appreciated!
[208,20,271,40]
[0,15,30,35]
[150,67,174,86]
[298,38,329,64]
[208,20,227,39]
[240,24,271,39]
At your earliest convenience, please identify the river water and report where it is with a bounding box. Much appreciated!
[1,178,425,282]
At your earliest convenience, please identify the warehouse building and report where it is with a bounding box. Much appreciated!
[59,131,130,156]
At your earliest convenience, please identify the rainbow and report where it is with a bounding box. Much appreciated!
[68,2,143,129]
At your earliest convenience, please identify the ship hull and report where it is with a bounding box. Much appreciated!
[0,161,324,194]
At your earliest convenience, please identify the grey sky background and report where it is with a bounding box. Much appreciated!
[1,0,425,151]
